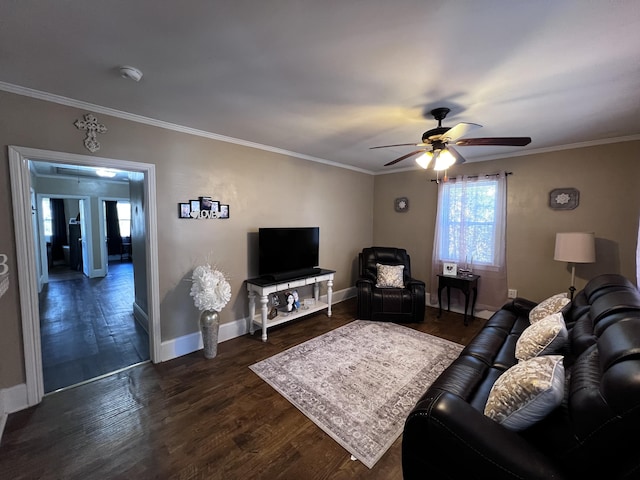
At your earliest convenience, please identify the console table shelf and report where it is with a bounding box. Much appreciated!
[246,269,335,342]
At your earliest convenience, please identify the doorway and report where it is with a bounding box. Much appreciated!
[8,146,161,407]
[34,189,149,393]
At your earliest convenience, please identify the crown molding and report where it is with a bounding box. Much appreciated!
[0,81,375,175]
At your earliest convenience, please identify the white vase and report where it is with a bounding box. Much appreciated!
[199,310,220,359]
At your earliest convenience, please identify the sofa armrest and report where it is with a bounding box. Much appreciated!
[403,390,566,480]
[502,297,538,316]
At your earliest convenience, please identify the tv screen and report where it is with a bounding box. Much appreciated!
[258,227,320,280]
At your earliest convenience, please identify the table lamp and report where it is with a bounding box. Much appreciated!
[554,232,596,299]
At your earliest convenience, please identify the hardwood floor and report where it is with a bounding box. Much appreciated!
[0,298,485,479]
[40,261,149,393]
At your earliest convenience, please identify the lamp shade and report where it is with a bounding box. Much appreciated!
[554,232,596,263]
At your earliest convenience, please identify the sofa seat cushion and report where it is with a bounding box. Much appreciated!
[425,355,506,413]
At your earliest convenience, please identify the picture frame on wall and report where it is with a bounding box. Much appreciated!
[199,196,214,211]
[178,203,191,218]
[219,204,229,219]
[190,200,200,214]
[210,200,220,216]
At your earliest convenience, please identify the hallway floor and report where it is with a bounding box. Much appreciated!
[39,261,150,393]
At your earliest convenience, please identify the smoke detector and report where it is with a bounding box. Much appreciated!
[119,65,143,82]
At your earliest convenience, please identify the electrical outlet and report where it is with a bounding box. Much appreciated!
[508,289,518,299]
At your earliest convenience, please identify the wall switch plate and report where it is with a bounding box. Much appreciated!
[508,289,518,299]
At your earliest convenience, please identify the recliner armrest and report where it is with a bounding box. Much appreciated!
[406,278,425,289]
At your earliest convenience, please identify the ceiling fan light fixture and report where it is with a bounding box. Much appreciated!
[415,151,433,169]
[433,149,456,171]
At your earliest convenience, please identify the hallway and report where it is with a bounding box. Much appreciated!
[39,261,149,393]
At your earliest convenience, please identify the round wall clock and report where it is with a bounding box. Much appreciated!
[395,197,409,212]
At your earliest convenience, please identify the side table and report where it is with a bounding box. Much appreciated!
[437,274,480,326]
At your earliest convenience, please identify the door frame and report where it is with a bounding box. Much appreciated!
[35,193,94,285]
[8,146,161,407]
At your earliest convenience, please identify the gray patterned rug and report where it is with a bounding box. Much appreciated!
[249,320,463,468]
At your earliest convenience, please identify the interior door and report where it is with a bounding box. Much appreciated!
[31,189,45,291]
[79,199,91,277]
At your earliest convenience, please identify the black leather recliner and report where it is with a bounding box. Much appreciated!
[356,247,425,323]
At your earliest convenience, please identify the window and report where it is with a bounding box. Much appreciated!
[42,197,52,238]
[116,201,131,238]
[435,175,505,268]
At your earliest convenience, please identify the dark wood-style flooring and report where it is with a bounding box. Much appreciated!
[1,299,485,479]
[40,261,149,393]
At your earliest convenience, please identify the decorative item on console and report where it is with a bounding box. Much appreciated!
[443,262,457,276]
[458,255,474,276]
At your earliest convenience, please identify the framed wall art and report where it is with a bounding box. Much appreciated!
[199,196,214,211]
[549,188,579,210]
[178,203,191,218]
[219,204,229,219]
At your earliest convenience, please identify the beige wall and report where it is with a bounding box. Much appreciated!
[373,141,640,302]
[0,90,374,388]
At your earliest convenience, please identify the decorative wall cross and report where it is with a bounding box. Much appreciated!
[74,113,107,153]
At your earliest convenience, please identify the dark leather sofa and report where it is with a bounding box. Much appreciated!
[403,274,640,479]
[356,247,425,323]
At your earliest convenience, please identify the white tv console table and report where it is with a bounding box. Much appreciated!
[246,269,335,342]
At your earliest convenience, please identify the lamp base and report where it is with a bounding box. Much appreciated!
[569,285,576,300]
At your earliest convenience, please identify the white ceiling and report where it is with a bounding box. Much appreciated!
[2,1,640,174]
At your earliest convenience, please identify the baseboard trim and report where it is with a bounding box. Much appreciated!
[133,301,149,333]
[160,287,356,362]
[425,292,494,320]
[0,382,29,439]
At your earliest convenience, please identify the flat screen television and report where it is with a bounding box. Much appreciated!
[258,227,320,280]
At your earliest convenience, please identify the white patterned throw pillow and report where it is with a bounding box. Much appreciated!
[484,355,565,431]
[515,313,568,361]
[376,263,405,288]
[529,293,570,323]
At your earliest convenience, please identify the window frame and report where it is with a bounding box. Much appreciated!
[436,176,502,268]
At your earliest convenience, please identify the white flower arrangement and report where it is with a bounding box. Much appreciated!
[190,264,232,312]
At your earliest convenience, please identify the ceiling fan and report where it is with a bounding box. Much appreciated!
[371,107,531,170]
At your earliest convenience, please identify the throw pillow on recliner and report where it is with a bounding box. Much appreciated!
[515,312,568,361]
[375,263,405,288]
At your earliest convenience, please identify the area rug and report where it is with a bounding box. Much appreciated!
[249,320,463,468]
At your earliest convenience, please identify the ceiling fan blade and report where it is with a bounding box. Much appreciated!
[370,143,423,150]
[383,149,426,166]
[447,146,466,165]
[440,122,482,143]
[455,137,532,147]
